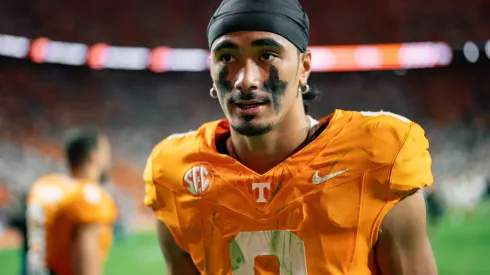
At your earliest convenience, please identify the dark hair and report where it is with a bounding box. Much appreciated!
[64,128,101,169]
[302,84,320,114]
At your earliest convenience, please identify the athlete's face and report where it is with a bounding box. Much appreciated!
[210,31,312,136]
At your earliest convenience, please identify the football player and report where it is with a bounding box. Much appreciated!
[27,173,74,275]
[27,129,117,275]
[143,0,438,274]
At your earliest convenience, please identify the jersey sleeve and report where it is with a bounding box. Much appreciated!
[143,140,189,251]
[63,185,117,225]
[143,155,158,208]
[143,139,168,210]
[388,122,433,197]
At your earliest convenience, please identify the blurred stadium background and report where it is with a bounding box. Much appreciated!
[0,0,489,274]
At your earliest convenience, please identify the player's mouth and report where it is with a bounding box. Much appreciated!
[234,100,267,114]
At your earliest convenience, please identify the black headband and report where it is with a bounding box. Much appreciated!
[207,0,310,52]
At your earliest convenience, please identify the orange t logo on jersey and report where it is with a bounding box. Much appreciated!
[183,165,214,195]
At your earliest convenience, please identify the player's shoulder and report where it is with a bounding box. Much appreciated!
[353,110,422,133]
[62,181,117,224]
[322,110,429,168]
[144,120,226,194]
[69,181,114,207]
[331,110,433,193]
[32,173,69,187]
[147,119,224,171]
[153,120,223,156]
[151,130,199,158]
[28,173,74,204]
[342,109,428,147]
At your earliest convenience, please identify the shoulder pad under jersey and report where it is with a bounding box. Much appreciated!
[144,121,222,195]
[351,111,432,193]
[62,183,117,224]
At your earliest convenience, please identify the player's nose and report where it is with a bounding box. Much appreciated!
[234,59,261,93]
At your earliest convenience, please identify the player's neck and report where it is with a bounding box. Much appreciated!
[70,166,99,183]
[229,110,311,174]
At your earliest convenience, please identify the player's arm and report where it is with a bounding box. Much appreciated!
[144,138,200,274]
[156,220,200,275]
[144,140,199,274]
[65,186,116,275]
[374,120,437,274]
[71,224,102,275]
[375,190,438,275]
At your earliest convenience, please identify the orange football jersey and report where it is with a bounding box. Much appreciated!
[45,179,117,275]
[26,174,76,273]
[144,110,433,275]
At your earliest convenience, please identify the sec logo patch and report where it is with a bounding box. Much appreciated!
[183,165,214,195]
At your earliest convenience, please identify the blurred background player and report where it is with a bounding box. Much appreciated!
[37,129,117,275]
[423,184,445,232]
[26,174,76,275]
[9,192,28,275]
[143,0,437,274]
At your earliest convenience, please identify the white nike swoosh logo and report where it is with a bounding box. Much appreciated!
[312,169,349,185]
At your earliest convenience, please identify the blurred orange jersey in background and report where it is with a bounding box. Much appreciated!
[144,110,433,275]
[26,174,76,274]
[43,177,117,275]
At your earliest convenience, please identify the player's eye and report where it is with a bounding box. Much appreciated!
[219,54,236,64]
[260,53,277,62]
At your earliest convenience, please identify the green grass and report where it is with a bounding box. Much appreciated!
[428,200,490,275]
[0,232,166,275]
[1,200,489,275]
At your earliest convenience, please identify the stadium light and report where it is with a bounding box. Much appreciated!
[485,40,490,60]
[0,34,30,58]
[463,41,479,63]
[0,32,454,72]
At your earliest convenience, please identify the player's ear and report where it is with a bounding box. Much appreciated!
[208,54,213,79]
[88,150,99,165]
[298,50,312,86]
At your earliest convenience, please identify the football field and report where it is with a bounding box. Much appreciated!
[0,200,489,275]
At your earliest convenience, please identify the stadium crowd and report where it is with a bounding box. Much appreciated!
[1,0,490,47]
